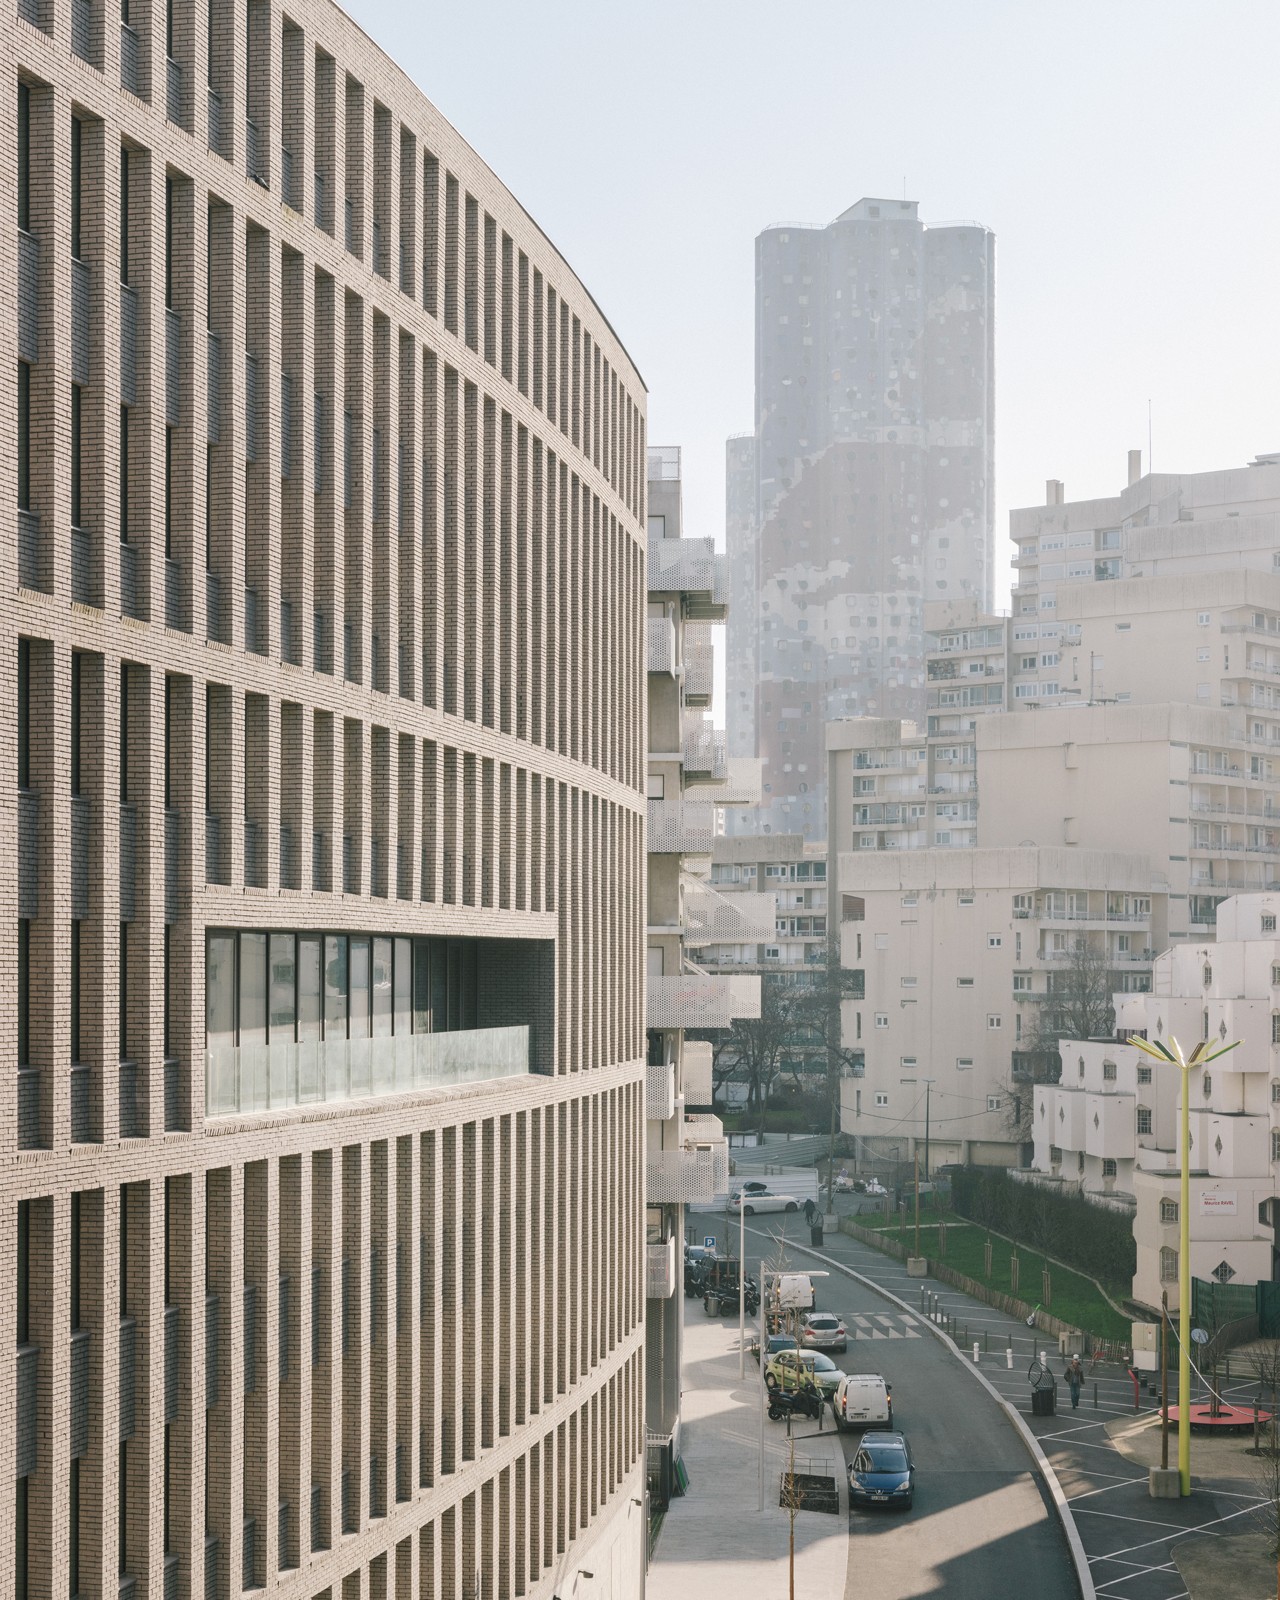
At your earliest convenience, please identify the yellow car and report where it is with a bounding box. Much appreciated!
[764,1348,842,1399]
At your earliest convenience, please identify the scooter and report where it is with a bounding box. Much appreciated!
[767,1381,824,1423]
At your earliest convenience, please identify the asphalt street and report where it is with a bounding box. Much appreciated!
[692,1209,1081,1600]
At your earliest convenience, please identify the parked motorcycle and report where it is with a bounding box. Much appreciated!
[767,1381,824,1423]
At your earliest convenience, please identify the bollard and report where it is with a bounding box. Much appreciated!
[1006,1347,1013,1370]
[973,1342,980,1364]
[1039,1350,1047,1368]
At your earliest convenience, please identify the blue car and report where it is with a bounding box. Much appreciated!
[848,1430,915,1511]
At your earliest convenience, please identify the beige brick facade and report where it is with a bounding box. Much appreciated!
[3,3,648,1597]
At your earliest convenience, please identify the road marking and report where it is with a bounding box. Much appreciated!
[1085,1498,1267,1562]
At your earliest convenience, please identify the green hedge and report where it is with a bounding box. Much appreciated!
[950,1167,1135,1294]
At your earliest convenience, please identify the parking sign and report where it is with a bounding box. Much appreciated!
[703,1236,715,1249]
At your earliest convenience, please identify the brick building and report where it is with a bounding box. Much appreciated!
[5,4,649,1598]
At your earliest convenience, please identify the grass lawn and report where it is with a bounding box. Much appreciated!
[856,1210,1132,1343]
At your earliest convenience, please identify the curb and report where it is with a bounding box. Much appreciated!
[747,1225,1096,1600]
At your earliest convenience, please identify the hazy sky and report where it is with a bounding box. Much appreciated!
[346,0,1280,610]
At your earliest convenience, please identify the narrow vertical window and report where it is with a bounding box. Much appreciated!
[69,1459,80,1598]
[163,674,172,807]
[71,385,82,529]
[71,921,81,1064]
[119,923,128,1062]
[119,145,129,283]
[15,1476,28,1600]
[18,84,30,235]
[17,919,29,1067]
[163,924,171,1059]
[119,663,129,802]
[18,637,30,789]
[120,407,129,542]
[70,1192,82,1329]
[165,177,174,309]
[70,116,81,260]
[71,652,82,795]
[164,425,172,557]
[18,361,31,511]
[17,1198,30,1343]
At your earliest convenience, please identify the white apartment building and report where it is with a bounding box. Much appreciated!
[645,448,760,1492]
[1008,450,1280,705]
[1033,896,1280,1313]
[826,839,1168,1172]
[705,835,829,978]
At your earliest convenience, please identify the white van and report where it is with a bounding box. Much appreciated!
[832,1372,893,1432]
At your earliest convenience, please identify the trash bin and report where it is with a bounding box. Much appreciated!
[810,1224,824,1246]
[1031,1385,1056,1416]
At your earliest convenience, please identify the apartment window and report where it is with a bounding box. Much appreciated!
[1160,1246,1178,1281]
[1160,1198,1179,1223]
[1137,1108,1153,1136]
[874,1093,888,1107]
[1202,1074,1212,1099]
[120,410,129,541]
[956,1057,973,1070]
[986,1095,1002,1112]
[1137,1066,1152,1085]
[1272,1082,1280,1104]
[900,1056,917,1069]
[1264,915,1277,934]
[1273,1011,1280,1045]
[874,1014,888,1029]
[956,977,974,988]
[987,933,1002,949]
[1273,1130,1280,1163]
[1013,974,1030,993]
[18,82,30,233]
[958,892,974,906]
[71,386,82,529]
[900,895,917,908]
[645,772,664,801]
[1203,964,1212,987]
[17,918,30,1067]
[1272,965,1280,988]
[1102,1158,1117,1178]
[18,361,31,512]
[1102,1060,1117,1081]
[987,1014,1002,1030]
[900,976,917,989]
[1197,612,1210,626]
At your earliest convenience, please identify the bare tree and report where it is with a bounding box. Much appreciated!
[997,939,1118,1146]
[695,980,800,1132]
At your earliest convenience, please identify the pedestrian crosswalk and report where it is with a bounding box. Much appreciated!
[842,1313,922,1341]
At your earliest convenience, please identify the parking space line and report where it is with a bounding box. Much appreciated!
[1087,1499,1265,1562]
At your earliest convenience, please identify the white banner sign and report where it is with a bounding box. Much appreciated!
[1198,1190,1238,1217]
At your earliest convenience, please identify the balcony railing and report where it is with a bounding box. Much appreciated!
[683,884,777,946]
[683,628,714,702]
[646,1237,676,1299]
[645,1058,674,1123]
[682,723,726,782]
[647,532,728,617]
[648,973,760,1031]
[646,616,676,675]
[205,1023,530,1118]
[682,1039,714,1106]
[646,1117,730,1204]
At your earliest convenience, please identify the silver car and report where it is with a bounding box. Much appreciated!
[799,1311,848,1353]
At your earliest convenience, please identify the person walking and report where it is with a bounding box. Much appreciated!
[1065,1354,1084,1409]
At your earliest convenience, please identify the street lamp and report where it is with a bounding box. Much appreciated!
[1129,1032,1239,1497]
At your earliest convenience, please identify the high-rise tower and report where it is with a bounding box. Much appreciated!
[727,198,994,838]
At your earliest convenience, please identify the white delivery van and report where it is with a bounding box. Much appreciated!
[831,1372,893,1432]
[775,1273,816,1311]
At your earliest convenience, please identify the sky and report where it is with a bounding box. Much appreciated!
[344,0,1280,614]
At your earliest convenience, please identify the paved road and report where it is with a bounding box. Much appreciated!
[692,1210,1081,1600]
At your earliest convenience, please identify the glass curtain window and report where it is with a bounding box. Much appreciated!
[269,933,296,1041]
[394,939,411,1036]
[348,938,370,1040]
[297,936,321,1042]
[238,933,266,1046]
[206,934,235,1049]
[371,938,392,1037]
[324,936,347,1039]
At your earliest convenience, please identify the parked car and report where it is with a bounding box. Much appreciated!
[765,1348,843,1399]
[730,1188,800,1216]
[752,1332,798,1367]
[799,1311,848,1354]
[848,1430,914,1510]
[831,1372,893,1431]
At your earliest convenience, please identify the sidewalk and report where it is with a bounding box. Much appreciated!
[646,1298,849,1600]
